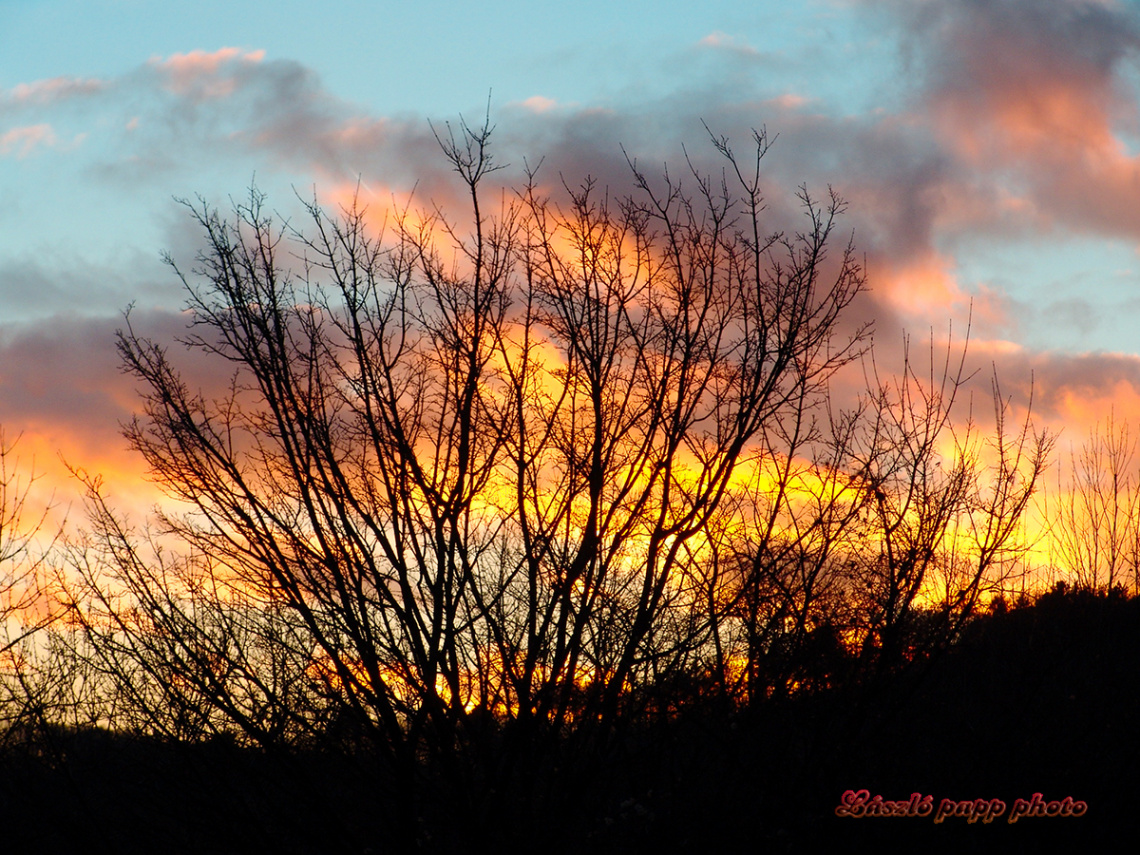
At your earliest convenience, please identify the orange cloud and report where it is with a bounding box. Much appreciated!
[1049,377,1140,439]
[868,250,986,324]
[0,312,222,530]
[319,179,437,245]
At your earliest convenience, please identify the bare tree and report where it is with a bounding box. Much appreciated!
[56,116,867,799]
[1044,413,1140,592]
[714,326,1053,695]
[843,334,1052,673]
[702,370,868,702]
[0,431,62,744]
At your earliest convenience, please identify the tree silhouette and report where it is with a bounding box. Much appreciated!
[54,119,871,821]
[1044,413,1140,592]
[0,431,64,747]
[0,119,1096,852]
[0,122,1070,855]
[706,330,1051,696]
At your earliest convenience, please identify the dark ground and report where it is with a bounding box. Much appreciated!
[2,587,1136,854]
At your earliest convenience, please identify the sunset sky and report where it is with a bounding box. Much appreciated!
[4,0,1140,516]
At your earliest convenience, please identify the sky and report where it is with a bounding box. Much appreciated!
[4,0,1140,518]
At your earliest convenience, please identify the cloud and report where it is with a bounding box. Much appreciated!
[698,31,764,58]
[0,251,176,321]
[0,307,261,519]
[0,124,57,158]
[769,93,811,111]
[990,348,1140,438]
[514,96,560,114]
[6,5,1138,266]
[888,0,1140,239]
[2,76,104,106]
[0,49,397,191]
[0,314,150,513]
[150,48,267,100]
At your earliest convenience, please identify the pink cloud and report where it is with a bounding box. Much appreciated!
[899,0,1140,238]
[769,93,810,111]
[698,31,762,57]
[152,47,265,75]
[0,124,57,158]
[516,96,559,114]
[4,76,104,105]
[150,47,266,100]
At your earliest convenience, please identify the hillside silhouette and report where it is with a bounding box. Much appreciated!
[2,584,1133,853]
